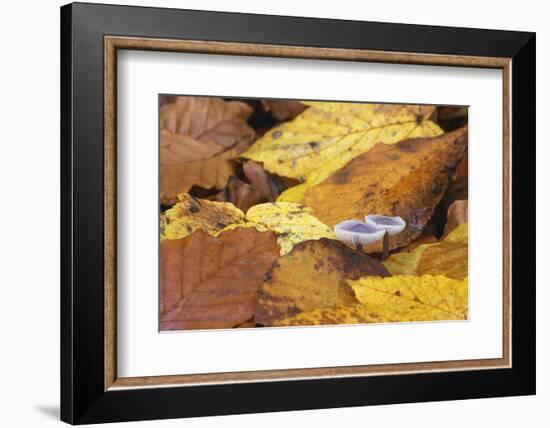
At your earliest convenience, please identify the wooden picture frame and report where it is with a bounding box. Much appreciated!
[61,2,535,424]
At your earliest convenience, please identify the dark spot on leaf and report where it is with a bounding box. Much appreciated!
[394,290,402,297]
[272,130,282,139]
[188,202,200,213]
[398,140,419,153]
[216,222,226,229]
[331,168,352,184]
[416,114,423,125]
[308,141,320,149]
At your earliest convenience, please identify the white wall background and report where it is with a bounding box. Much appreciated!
[0,0,545,427]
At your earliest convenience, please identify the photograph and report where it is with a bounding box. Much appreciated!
[159,96,469,331]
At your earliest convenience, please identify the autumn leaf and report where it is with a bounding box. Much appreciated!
[161,96,254,151]
[417,224,468,280]
[274,274,467,326]
[163,198,335,255]
[161,193,245,241]
[383,223,468,280]
[243,202,336,255]
[350,274,468,321]
[242,102,442,203]
[304,126,468,252]
[160,227,279,330]
[160,97,255,204]
[443,200,468,236]
[261,99,307,121]
[212,161,282,211]
[255,238,389,326]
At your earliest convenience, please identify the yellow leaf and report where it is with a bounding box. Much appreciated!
[242,102,442,203]
[417,224,468,280]
[382,243,434,276]
[243,202,336,255]
[383,223,468,279]
[163,198,335,256]
[349,274,468,321]
[275,275,468,326]
[255,238,390,326]
[161,193,245,241]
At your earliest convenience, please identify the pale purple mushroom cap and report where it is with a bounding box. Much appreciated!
[364,215,406,235]
[334,220,386,246]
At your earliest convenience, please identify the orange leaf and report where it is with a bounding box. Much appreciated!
[160,227,279,331]
[304,126,468,252]
[255,238,389,326]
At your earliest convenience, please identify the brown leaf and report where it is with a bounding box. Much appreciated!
[213,161,281,211]
[444,151,468,202]
[160,227,279,331]
[304,126,468,252]
[160,97,255,204]
[255,238,389,326]
[443,200,468,236]
[261,99,307,121]
[161,96,254,151]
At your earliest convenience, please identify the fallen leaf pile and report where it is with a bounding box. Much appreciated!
[159,96,469,330]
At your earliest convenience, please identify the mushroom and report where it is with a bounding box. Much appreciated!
[364,215,406,260]
[333,220,385,252]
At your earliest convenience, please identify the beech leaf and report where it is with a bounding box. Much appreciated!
[212,161,281,211]
[349,274,468,321]
[255,238,389,326]
[161,193,245,241]
[243,202,336,255]
[275,274,467,326]
[160,97,255,204]
[443,200,468,236]
[383,223,468,280]
[261,99,307,121]
[160,227,279,330]
[243,102,442,203]
[304,126,468,252]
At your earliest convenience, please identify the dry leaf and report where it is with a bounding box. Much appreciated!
[417,224,468,280]
[243,102,442,203]
[275,274,468,326]
[213,161,281,211]
[444,151,468,202]
[243,202,336,255]
[304,126,468,252]
[161,193,245,241]
[161,96,254,151]
[261,99,307,121]
[443,200,468,236]
[383,223,468,279]
[162,198,335,255]
[160,97,255,203]
[160,227,279,330]
[349,274,468,321]
[255,238,389,326]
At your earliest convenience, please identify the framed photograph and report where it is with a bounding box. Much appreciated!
[61,2,535,424]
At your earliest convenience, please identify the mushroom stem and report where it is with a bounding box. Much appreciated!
[356,243,363,252]
[382,231,389,260]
